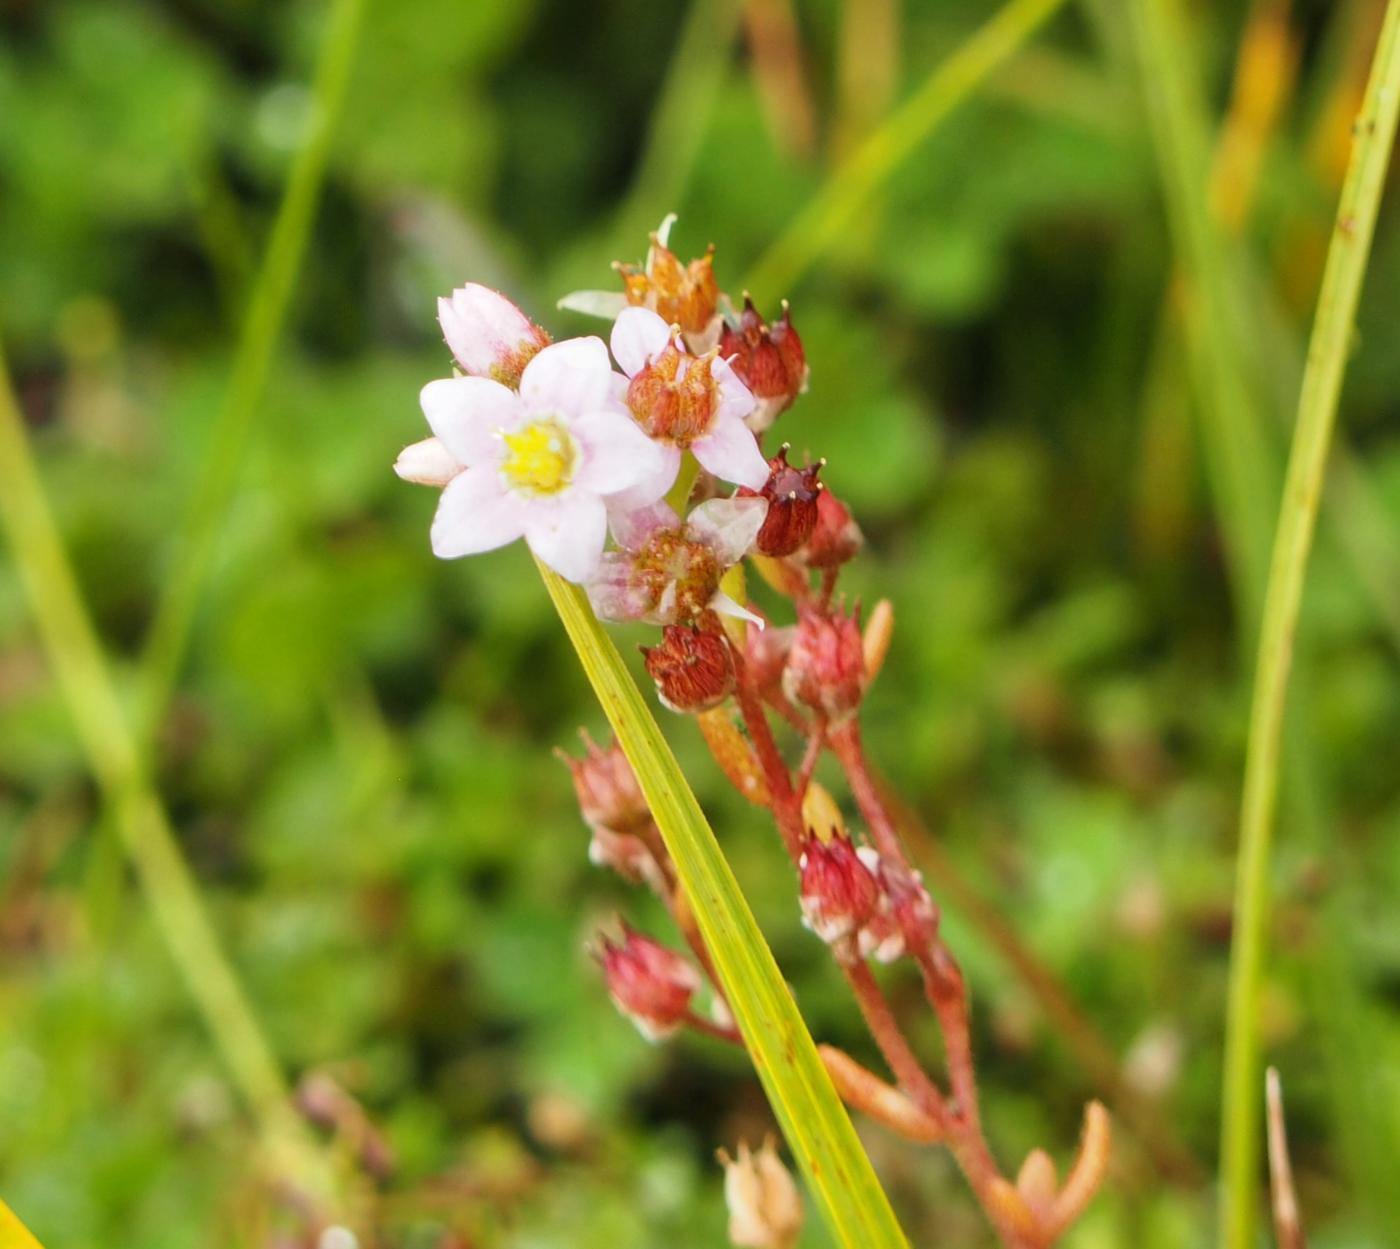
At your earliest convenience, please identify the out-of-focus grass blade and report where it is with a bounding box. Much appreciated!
[537,563,909,1249]
[0,1199,46,1249]
[1219,3,1400,1247]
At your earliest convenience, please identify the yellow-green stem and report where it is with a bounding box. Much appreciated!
[1219,5,1400,1247]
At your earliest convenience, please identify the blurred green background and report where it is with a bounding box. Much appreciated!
[2,0,1400,1245]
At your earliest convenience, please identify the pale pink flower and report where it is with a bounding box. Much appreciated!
[437,284,551,386]
[608,306,769,508]
[406,337,665,582]
[586,497,767,626]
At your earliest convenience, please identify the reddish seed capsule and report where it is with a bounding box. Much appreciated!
[643,625,736,714]
[798,834,883,959]
[796,488,863,569]
[598,924,700,1041]
[556,730,651,835]
[719,297,810,432]
[782,603,866,722]
[738,445,823,558]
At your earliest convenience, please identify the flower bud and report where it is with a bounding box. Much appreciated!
[626,333,724,445]
[782,604,866,722]
[798,834,882,958]
[597,925,700,1042]
[718,1140,804,1249]
[556,731,651,835]
[718,297,809,433]
[587,824,664,889]
[857,853,938,963]
[642,625,736,714]
[437,284,551,387]
[796,488,863,569]
[737,445,823,558]
[616,217,722,349]
[744,617,794,698]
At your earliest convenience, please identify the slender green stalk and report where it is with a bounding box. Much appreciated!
[0,350,334,1202]
[743,0,1070,299]
[538,564,909,1249]
[1220,6,1400,1247]
[137,0,367,744]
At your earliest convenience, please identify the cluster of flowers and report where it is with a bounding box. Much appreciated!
[397,217,1109,1249]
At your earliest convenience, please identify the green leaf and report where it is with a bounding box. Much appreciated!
[537,562,908,1249]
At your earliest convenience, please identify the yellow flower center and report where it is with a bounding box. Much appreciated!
[501,419,576,495]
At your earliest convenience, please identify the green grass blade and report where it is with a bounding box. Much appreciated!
[0,350,335,1201]
[743,0,1070,300]
[1219,6,1400,1247]
[537,563,909,1249]
[136,0,367,744]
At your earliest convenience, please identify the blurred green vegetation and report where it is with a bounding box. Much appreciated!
[2,0,1400,1245]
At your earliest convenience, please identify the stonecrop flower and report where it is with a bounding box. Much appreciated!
[399,336,665,582]
[438,282,551,386]
[610,306,770,507]
[587,497,768,626]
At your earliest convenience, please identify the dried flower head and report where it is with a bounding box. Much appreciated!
[739,445,824,558]
[718,1139,804,1249]
[597,924,699,1042]
[643,625,736,714]
[615,215,722,350]
[798,833,883,958]
[556,730,651,835]
[718,297,809,433]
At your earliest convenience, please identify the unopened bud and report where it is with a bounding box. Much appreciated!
[744,618,794,697]
[738,445,823,557]
[698,707,771,806]
[718,1139,804,1249]
[643,625,735,713]
[587,825,663,889]
[798,834,882,958]
[800,780,845,842]
[862,599,894,684]
[597,925,699,1042]
[783,604,866,722]
[437,283,551,387]
[719,297,809,433]
[617,217,722,349]
[796,488,863,569]
[556,731,651,835]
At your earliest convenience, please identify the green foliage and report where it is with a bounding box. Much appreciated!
[3,0,1400,1246]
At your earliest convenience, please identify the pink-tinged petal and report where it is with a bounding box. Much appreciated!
[711,590,765,629]
[524,491,609,582]
[713,358,757,425]
[610,306,671,377]
[587,552,652,622]
[687,496,769,564]
[609,498,681,552]
[429,468,528,559]
[602,443,681,514]
[690,416,769,489]
[420,376,520,465]
[394,436,462,487]
[519,337,613,417]
[572,409,665,496]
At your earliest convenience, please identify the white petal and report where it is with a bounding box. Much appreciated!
[608,498,681,552]
[429,469,528,559]
[571,409,665,496]
[690,417,770,489]
[711,590,765,628]
[518,337,614,417]
[524,492,608,583]
[713,358,757,425]
[687,496,769,564]
[602,443,681,514]
[394,436,462,487]
[420,377,520,466]
[557,289,630,320]
[610,306,672,377]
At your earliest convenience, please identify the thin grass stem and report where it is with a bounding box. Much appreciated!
[1219,6,1400,1247]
